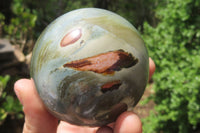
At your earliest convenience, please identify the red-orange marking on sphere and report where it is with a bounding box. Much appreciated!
[60,29,82,47]
[63,50,138,74]
[101,80,122,93]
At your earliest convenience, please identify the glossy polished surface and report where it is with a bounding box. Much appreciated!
[31,8,149,126]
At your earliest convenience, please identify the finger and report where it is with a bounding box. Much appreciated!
[14,79,58,133]
[149,57,156,81]
[57,121,98,133]
[114,111,142,133]
[96,126,113,133]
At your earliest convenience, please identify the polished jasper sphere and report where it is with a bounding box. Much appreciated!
[31,8,149,126]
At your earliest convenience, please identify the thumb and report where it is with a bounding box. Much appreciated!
[14,79,58,133]
[114,111,142,133]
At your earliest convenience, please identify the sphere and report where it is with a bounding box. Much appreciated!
[31,8,149,126]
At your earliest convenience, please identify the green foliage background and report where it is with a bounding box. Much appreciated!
[144,0,200,133]
[0,0,200,132]
[0,75,22,125]
[143,0,200,132]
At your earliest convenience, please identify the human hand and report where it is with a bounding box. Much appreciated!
[14,58,155,133]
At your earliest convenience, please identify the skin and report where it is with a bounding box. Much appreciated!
[14,58,155,133]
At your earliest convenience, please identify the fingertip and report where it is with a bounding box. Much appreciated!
[14,79,32,105]
[149,57,156,81]
[114,111,142,133]
[14,78,58,133]
[14,79,31,91]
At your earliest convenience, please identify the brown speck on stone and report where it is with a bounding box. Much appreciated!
[109,103,128,120]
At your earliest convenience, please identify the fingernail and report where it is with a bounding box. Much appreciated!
[14,88,23,105]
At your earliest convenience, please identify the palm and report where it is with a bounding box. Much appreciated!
[56,121,99,133]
